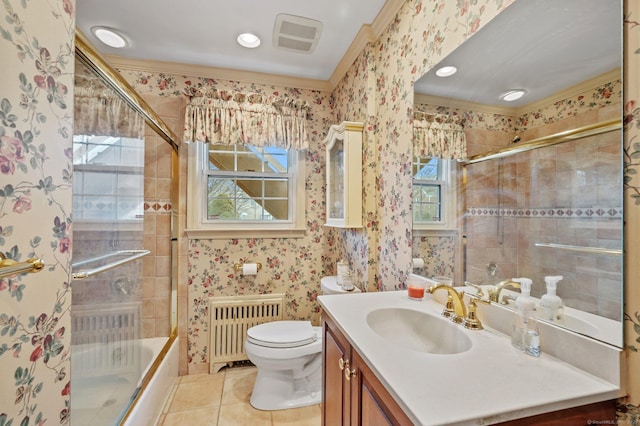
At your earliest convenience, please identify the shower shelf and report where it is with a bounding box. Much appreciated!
[71,249,150,280]
[534,243,622,256]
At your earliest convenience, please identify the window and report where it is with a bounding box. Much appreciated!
[412,157,457,230]
[187,142,305,238]
[72,135,144,229]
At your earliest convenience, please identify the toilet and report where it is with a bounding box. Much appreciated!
[245,275,358,410]
[320,275,361,294]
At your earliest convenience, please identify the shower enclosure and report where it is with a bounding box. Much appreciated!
[463,119,623,347]
[71,31,179,425]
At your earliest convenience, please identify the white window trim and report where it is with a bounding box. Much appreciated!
[185,142,306,239]
[413,159,458,232]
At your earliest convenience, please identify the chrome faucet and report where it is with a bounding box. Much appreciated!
[489,279,521,303]
[427,284,466,324]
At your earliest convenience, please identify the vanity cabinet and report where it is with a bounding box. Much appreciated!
[322,315,616,426]
[322,315,412,426]
[324,121,364,228]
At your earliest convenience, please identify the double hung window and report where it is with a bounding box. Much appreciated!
[412,157,456,230]
[187,142,305,238]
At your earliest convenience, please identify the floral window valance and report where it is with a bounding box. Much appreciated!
[413,111,467,160]
[183,87,310,150]
[74,74,145,139]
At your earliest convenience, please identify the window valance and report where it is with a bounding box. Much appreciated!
[74,75,145,139]
[183,87,310,150]
[413,111,467,160]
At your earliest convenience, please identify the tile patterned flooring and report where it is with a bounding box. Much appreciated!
[156,366,321,426]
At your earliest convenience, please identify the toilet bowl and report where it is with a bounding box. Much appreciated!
[245,276,357,410]
[245,320,323,410]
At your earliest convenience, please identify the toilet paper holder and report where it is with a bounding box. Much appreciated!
[233,262,262,273]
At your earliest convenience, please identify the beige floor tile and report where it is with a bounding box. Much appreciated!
[180,371,225,384]
[168,374,225,411]
[221,367,257,405]
[218,402,272,426]
[271,404,321,426]
[160,406,219,426]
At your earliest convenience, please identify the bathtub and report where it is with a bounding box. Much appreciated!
[123,336,178,426]
[71,337,178,425]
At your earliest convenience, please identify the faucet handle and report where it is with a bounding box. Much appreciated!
[463,299,484,330]
[464,281,487,300]
[442,293,457,320]
[468,292,491,304]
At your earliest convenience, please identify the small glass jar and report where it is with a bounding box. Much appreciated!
[337,260,349,286]
[341,271,355,291]
[407,275,426,300]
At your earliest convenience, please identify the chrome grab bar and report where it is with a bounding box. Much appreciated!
[0,253,45,279]
[534,243,622,256]
[71,249,150,280]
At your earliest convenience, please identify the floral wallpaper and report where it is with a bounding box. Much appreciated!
[0,0,632,424]
[0,0,75,424]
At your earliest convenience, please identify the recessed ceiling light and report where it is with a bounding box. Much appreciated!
[500,89,527,102]
[237,33,261,48]
[91,26,128,48]
[435,66,457,77]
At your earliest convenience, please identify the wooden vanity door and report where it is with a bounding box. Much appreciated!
[350,350,413,426]
[323,317,351,425]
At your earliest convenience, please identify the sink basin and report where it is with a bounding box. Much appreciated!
[366,308,472,354]
[555,314,598,336]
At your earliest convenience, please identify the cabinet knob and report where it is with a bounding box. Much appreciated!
[344,366,357,381]
[339,357,348,371]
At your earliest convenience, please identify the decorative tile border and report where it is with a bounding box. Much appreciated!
[144,200,172,214]
[466,207,623,219]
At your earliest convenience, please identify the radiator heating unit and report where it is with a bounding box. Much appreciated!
[209,293,284,373]
[71,302,141,378]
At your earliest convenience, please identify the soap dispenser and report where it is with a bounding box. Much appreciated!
[511,278,540,357]
[540,275,564,322]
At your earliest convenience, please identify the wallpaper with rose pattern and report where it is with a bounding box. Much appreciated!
[0,0,75,424]
[1,0,640,423]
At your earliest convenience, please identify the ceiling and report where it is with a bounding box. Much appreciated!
[414,0,622,107]
[76,0,389,81]
[76,0,621,103]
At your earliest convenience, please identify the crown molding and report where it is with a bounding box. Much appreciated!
[371,0,405,36]
[329,0,406,88]
[513,68,621,116]
[102,0,404,93]
[413,68,621,117]
[328,24,376,89]
[413,93,516,116]
[103,54,332,92]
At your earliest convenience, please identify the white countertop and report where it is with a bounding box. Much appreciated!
[318,290,620,426]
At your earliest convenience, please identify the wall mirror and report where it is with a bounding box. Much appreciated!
[412,0,623,348]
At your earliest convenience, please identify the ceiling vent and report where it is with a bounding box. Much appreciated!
[273,14,323,54]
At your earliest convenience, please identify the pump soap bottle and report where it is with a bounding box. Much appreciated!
[511,278,540,357]
[540,275,564,322]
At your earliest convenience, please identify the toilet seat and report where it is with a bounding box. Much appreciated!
[247,320,317,348]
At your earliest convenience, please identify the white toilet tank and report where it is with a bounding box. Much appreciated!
[321,276,361,294]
